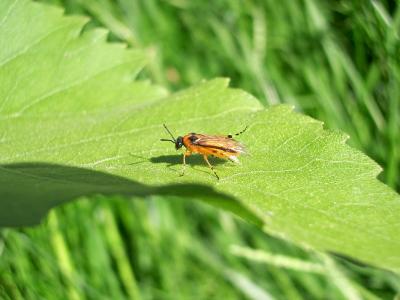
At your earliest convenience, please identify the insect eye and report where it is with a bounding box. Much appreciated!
[175,136,184,149]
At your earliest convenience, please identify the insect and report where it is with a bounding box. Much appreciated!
[160,124,248,180]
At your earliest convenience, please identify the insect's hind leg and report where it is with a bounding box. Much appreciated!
[202,155,219,180]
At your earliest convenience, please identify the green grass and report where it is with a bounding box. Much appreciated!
[1,0,400,299]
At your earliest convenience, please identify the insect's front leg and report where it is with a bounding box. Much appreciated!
[180,151,191,177]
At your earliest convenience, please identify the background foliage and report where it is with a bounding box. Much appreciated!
[1,0,400,299]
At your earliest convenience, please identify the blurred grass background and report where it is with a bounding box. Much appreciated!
[1,0,400,299]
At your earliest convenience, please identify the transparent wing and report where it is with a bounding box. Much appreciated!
[192,134,246,154]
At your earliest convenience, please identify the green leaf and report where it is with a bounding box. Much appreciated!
[1,0,400,273]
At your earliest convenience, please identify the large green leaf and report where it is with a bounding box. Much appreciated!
[1,0,399,273]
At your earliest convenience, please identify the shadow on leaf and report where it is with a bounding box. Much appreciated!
[0,163,261,227]
[150,154,228,166]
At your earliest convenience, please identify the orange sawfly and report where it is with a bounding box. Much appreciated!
[160,124,248,180]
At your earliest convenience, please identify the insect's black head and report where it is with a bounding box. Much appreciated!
[175,136,184,150]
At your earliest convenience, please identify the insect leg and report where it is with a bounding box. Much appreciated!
[180,151,191,177]
[202,155,219,180]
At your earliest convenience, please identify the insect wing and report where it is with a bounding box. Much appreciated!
[192,135,246,154]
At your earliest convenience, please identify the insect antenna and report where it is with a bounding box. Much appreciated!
[160,124,176,143]
[234,125,248,136]
[228,125,249,138]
